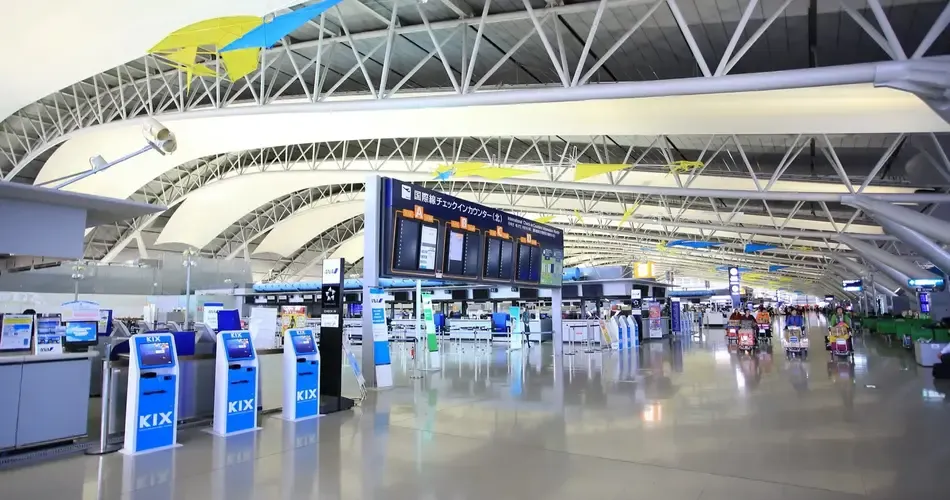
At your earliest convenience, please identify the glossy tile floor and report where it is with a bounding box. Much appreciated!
[3,314,950,499]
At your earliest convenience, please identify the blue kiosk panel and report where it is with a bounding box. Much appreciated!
[129,335,179,453]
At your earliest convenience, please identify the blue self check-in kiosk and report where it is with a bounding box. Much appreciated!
[281,328,321,421]
[122,334,180,455]
[212,331,260,436]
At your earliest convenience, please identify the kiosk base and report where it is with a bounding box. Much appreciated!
[321,396,356,414]
[203,426,262,438]
[119,442,181,456]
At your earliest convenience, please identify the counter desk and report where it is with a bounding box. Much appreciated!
[0,352,96,451]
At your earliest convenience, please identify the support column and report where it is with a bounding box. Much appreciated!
[361,176,381,388]
[551,287,563,357]
[845,195,950,244]
[837,234,930,280]
[875,216,950,274]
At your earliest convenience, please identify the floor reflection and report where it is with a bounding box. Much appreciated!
[1,320,948,499]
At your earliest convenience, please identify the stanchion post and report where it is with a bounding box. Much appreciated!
[86,344,121,455]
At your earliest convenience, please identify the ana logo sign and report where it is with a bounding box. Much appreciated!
[139,412,173,429]
[296,389,318,402]
[371,295,385,304]
[228,399,254,414]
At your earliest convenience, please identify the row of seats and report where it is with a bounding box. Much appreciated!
[859,316,950,343]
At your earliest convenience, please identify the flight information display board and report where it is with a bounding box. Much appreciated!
[379,178,564,287]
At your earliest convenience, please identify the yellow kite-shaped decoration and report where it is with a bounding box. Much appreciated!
[668,160,705,173]
[433,162,533,181]
[148,16,264,90]
[574,163,632,182]
[533,215,555,224]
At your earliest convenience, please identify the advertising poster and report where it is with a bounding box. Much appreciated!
[671,298,681,334]
[422,292,440,369]
[380,178,564,287]
[0,314,34,351]
[509,306,523,351]
[34,316,63,355]
[648,301,663,339]
[203,302,224,330]
[369,287,392,387]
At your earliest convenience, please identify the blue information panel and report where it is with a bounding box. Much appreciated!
[380,178,564,287]
[225,337,254,361]
[138,341,174,368]
[221,331,257,433]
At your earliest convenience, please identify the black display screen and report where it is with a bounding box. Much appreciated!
[451,289,468,300]
[484,237,502,279]
[581,284,603,297]
[472,288,491,300]
[562,285,580,298]
[516,243,532,282]
[528,246,541,282]
[393,291,411,302]
[653,286,667,298]
[520,288,539,299]
[445,230,465,275]
[462,232,482,278]
[499,240,514,280]
[393,217,421,271]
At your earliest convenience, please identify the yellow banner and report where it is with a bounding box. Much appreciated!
[574,163,630,182]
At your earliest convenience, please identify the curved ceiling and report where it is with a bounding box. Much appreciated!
[291,231,365,281]
[253,200,362,257]
[0,0,300,121]
[152,165,896,248]
[34,85,948,199]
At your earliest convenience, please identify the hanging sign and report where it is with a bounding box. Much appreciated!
[0,314,34,351]
[61,300,100,322]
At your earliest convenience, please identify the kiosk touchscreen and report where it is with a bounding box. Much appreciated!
[281,328,321,421]
[212,331,259,436]
[122,334,180,455]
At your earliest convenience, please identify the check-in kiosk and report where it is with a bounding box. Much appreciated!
[281,328,321,421]
[212,330,259,436]
[122,334,180,455]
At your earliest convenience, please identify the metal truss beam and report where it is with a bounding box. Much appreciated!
[82,134,928,264]
[3,0,949,181]
[266,215,364,282]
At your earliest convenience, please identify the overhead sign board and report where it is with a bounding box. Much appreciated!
[908,277,944,291]
[380,178,564,287]
[842,279,862,292]
[728,266,741,307]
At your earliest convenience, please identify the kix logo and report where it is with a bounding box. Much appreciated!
[139,412,173,429]
[296,389,318,402]
[228,399,254,414]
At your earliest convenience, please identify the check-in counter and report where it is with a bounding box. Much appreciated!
[447,319,492,341]
[0,353,96,451]
[108,348,284,434]
[561,320,601,344]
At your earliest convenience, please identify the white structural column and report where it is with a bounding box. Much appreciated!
[551,287,563,357]
[874,217,950,275]
[361,176,381,387]
[837,234,930,281]
[845,196,950,244]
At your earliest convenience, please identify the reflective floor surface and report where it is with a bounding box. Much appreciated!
[3,316,949,499]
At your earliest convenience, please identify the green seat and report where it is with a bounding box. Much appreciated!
[878,319,897,337]
[865,318,878,332]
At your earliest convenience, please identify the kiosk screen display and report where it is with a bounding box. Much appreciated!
[499,240,514,280]
[393,217,421,271]
[64,321,97,344]
[225,338,254,360]
[291,333,316,354]
[138,341,173,367]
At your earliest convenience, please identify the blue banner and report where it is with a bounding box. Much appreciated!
[670,300,681,333]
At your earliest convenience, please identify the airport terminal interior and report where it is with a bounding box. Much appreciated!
[2,0,950,498]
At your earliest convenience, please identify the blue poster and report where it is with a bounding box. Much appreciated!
[671,300,681,334]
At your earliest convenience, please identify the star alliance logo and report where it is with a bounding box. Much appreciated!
[324,287,336,302]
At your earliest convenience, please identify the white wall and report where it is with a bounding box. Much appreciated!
[0,292,242,319]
